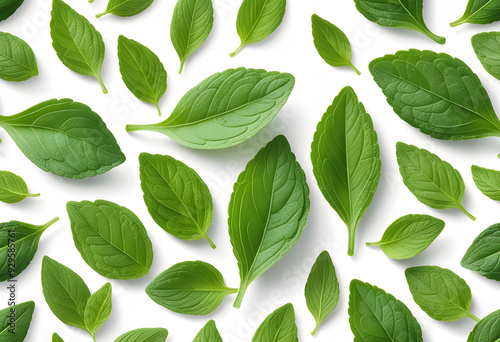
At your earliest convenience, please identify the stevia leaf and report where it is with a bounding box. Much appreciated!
[468,309,500,342]
[117,35,167,116]
[97,0,154,18]
[252,303,298,342]
[461,223,500,281]
[114,328,169,342]
[146,260,236,315]
[50,0,107,93]
[229,135,309,308]
[311,14,360,74]
[0,217,58,281]
[0,170,39,203]
[139,153,215,248]
[396,143,475,220]
[369,49,500,140]
[170,0,214,73]
[230,0,286,56]
[0,301,35,342]
[366,214,445,260]
[348,279,423,341]
[451,0,500,26]
[84,282,112,339]
[0,32,38,82]
[472,32,500,82]
[126,68,295,150]
[405,265,480,322]
[53,333,64,342]
[193,320,222,342]
[304,251,339,335]
[472,165,500,201]
[311,86,381,256]
[0,99,125,179]
[67,200,153,280]
[41,256,91,331]
[0,0,24,22]
[354,0,445,44]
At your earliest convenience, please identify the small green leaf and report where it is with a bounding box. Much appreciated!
[472,165,500,201]
[405,265,480,322]
[114,328,168,342]
[146,260,236,315]
[193,320,222,342]
[462,222,500,281]
[472,32,500,82]
[0,0,24,22]
[84,282,112,339]
[97,0,154,18]
[53,333,64,342]
[311,14,360,75]
[139,153,215,248]
[366,214,445,259]
[252,303,298,342]
[396,143,475,220]
[0,32,38,82]
[468,309,500,342]
[451,0,500,26]
[0,301,35,342]
[304,251,339,335]
[0,170,39,203]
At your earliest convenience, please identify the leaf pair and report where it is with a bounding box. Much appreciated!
[0,301,35,341]
[252,304,298,341]
[462,223,500,281]
[114,328,168,342]
[0,32,37,82]
[97,0,155,18]
[0,170,39,203]
[452,0,500,26]
[41,257,113,340]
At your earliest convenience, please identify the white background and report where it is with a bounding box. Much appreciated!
[1,0,499,341]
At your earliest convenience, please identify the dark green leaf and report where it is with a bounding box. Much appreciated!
[192,320,222,342]
[472,165,500,201]
[114,328,168,342]
[0,32,38,82]
[84,282,112,339]
[0,301,34,342]
[462,222,500,281]
[0,170,39,203]
[97,0,154,18]
[0,0,24,22]
[252,303,298,342]
[451,0,500,26]
[468,309,500,342]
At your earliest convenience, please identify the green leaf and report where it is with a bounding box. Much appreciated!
[41,256,91,331]
[366,214,445,260]
[146,260,236,315]
[170,0,214,73]
[114,328,169,342]
[0,32,38,82]
[468,309,500,342]
[53,333,64,342]
[0,217,58,281]
[0,170,39,203]
[348,279,423,341]
[230,0,286,56]
[139,153,215,248]
[472,32,500,82]
[229,135,309,308]
[97,0,154,18]
[396,142,475,220]
[353,0,445,44]
[369,49,500,140]
[311,14,360,75]
[461,223,500,281]
[472,165,500,201]
[193,320,222,342]
[0,301,35,342]
[451,0,500,26]
[304,251,339,335]
[84,282,112,339]
[126,68,295,150]
[67,200,153,280]
[0,0,24,22]
[311,86,381,256]
[50,0,107,93]
[405,265,480,322]
[252,303,298,342]
[0,99,125,179]
[117,35,167,116]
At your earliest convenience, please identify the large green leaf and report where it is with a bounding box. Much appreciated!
[251,303,298,342]
[0,170,39,203]
[192,320,222,342]
[472,32,500,82]
[468,309,500,342]
[0,0,24,22]
[462,223,500,281]
[229,135,309,308]
[0,301,35,342]
[0,32,37,82]
[451,0,500,26]
[97,0,154,18]
[114,328,168,342]
[472,165,500,201]
[311,86,381,256]
[84,282,112,340]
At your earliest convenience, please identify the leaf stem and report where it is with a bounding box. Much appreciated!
[456,204,476,221]
[347,225,356,256]
[27,192,41,198]
[348,63,361,75]
[450,18,467,27]
[96,75,108,94]
[229,44,243,57]
[233,281,249,309]
[421,28,446,45]
[365,241,380,247]
[311,321,320,335]
[466,311,481,323]
[155,102,162,117]
[42,217,60,230]
[202,233,216,249]
[178,60,185,74]
[96,10,110,18]
[126,124,151,133]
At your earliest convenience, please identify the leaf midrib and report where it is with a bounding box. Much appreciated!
[0,49,37,75]
[463,0,495,22]
[0,306,31,336]
[0,226,42,255]
[357,287,395,341]
[240,0,272,45]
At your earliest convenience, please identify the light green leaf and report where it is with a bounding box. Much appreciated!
[462,223,500,281]
[348,279,423,341]
[97,0,154,18]
[0,170,39,203]
[146,260,236,315]
[117,35,167,116]
[472,165,500,201]
[84,282,112,339]
[0,0,24,22]
[0,32,37,82]
[230,0,286,56]
[126,68,295,150]
[52,333,64,342]
[468,309,500,342]
[252,303,298,342]
[472,32,500,82]
[451,0,500,26]
[50,0,107,93]
[311,86,381,256]
[0,301,35,342]
[193,320,222,342]
[366,214,445,259]
[0,217,58,281]
[0,99,125,179]
[405,265,480,322]
[139,153,215,248]
[114,328,168,342]
[304,251,339,335]
[311,14,360,75]
[170,0,213,73]
[67,200,153,280]
[369,49,500,140]
[229,135,309,308]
